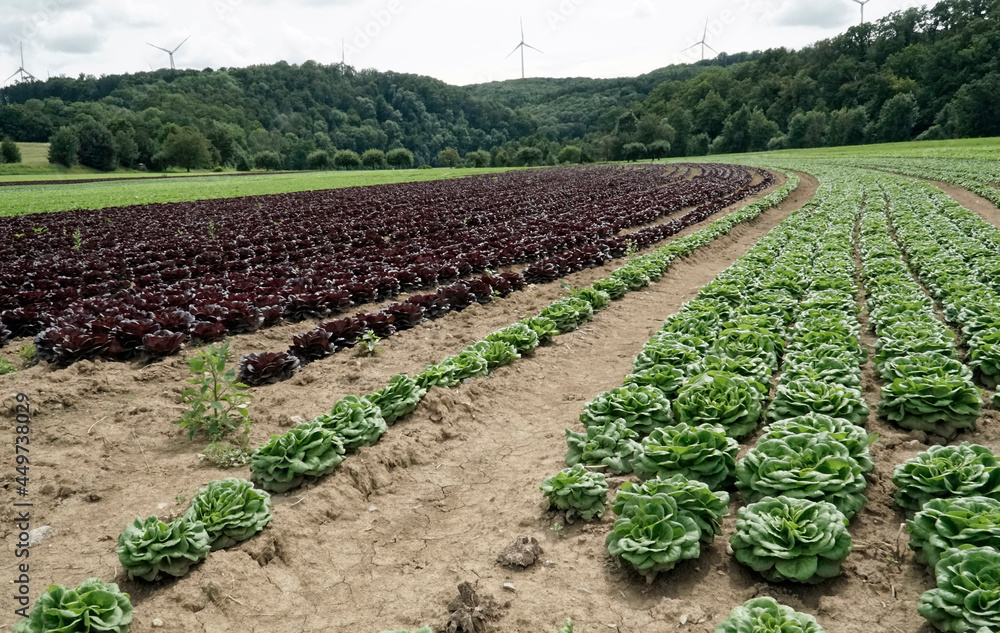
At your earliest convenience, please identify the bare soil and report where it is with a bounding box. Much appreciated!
[16,171,998,633]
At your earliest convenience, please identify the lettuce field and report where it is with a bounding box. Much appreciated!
[2,143,1000,633]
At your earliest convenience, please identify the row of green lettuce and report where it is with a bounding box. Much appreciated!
[833,155,1000,209]
[8,173,799,633]
[13,478,273,633]
[850,169,1000,633]
[882,176,1000,402]
[539,169,880,632]
[858,176,984,438]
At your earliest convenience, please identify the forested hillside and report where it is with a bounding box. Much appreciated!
[0,0,996,171]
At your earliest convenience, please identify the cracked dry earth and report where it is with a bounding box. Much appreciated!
[14,170,991,633]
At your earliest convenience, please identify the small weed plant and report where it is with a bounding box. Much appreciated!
[174,340,253,460]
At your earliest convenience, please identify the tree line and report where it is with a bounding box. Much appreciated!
[0,0,997,171]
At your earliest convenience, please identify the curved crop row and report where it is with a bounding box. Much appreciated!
[857,178,984,438]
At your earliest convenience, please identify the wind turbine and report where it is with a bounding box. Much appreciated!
[341,38,346,69]
[683,20,718,61]
[4,42,38,84]
[146,36,190,70]
[852,0,874,24]
[505,18,542,80]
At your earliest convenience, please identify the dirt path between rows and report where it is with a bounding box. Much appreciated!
[919,178,1000,230]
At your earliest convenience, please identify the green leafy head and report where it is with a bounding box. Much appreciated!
[736,433,867,518]
[183,478,273,551]
[763,413,876,472]
[918,546,1000,633]
[892,443,1000,513]
[485,323,540,355]
[633,422,739,490]
[116,515,211,581]
[730,496,852,583]
[612,474,729,542]
[540,464,609,522]
[313,395,387,452]
[673,371,764,438]
[251,421,347,493]
[580,385,672,436]
[13,578,133,633]
[367,375,427,425]
[605,494,702,579]
[565,418,641,474]
[715,597,827,633]
[907,496,1000,569]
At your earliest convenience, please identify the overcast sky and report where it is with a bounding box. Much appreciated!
[2,0,931,87]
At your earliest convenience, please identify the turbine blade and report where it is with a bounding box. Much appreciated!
[682,42,701,52]
[505,43,522,59]
[704,43,718,54]
[521,17,524,41]
[704,19,709,39]
[147,43,171,53]
[523,43,543,54]
[4,70,19,83]
[171,35,191,54]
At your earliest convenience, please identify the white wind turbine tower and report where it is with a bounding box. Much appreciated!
[683,20,718,61]
[4,42,38,84]
[506,18,542,80]
[852,0,875,24]
[146,36,190,70]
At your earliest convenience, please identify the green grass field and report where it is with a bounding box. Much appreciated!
[692,136,1000,162]
[0,167,521,217]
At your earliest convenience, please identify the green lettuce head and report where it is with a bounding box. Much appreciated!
[892,443,1000,513]
[714,597,827,633]
[251,421,347,493]
[612,474,729,542]
[768,379,869,427]
[736,433,868,519]
[611,266,651,290]
[117,515,211,581]
[762,413,877,472]
[712,327,783,371]
[565,418,641,474]
[540,297,594,334]
[673,371,764,438]
[464,340,520,370]
[572,286,612,311]
[623,366,687,398]
[633,423,739,490]
[580,385,672,436]
[540,464,609,522]
[592,277,628,300]
[183,478,273,550]
[633,338,700,373]
[730,496,852,583]
[367,375,427,425]
[520,316,559,343]
[13,578,133,633]
[485,323,540,355]
[313,395,387,452]
[918,546,1000,633]
[907,496,1000,569]
[688,354,772,387]
[606,494,702,580]
[878,356,982,439]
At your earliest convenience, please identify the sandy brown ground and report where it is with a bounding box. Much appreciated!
[13,169,997,633]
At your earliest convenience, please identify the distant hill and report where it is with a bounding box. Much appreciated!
[0,0,996,170]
